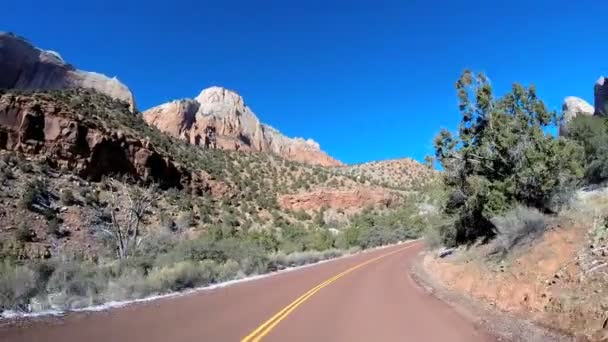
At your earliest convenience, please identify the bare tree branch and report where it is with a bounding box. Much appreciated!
[102,178,157,259]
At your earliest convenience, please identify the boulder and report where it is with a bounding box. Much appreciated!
[559,96,594,136]
[143,86,342,166]
[0,32,136,112]
[595,76,608,117]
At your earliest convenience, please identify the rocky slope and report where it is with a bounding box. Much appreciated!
[143,87,341,167]
[335,158,436,190]
[0,32,136,111]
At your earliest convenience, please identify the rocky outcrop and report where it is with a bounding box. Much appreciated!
[0,32,136,111]
[559,96,594,136]
[0,91,219,194]
[143,87,342,167]
[595,77,608,117]
[278,187,397,213]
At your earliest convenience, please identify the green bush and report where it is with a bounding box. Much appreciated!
[293,210,311,221]
[147,260,219,292]
[217,260,241,282]
[306,228,335,251]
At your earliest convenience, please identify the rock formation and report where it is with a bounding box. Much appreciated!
[0,90,219,194]
[0,32,136,111]
[278,187,397,214]
[143,86,342,167]
[595,76,608,117]
[559,96,594,136]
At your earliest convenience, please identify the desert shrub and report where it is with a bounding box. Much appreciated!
[0,262,39,310]
[18,162,33,174]
[15,222,35,242]
[490,206,548,254]
[306,228,335,251]
[102,268,148,301]
[47,217,62,237]
[45,260,106,299]
[159,212,176,232]
[434,71,583,245]
[156,235,269,276]
[217,260,242,282]
[60,189,75,205]
[81,188,100,206]
[313,208,326,227]
[20,178,48,211]
[424,220,456,249]
[269,248,346,270]
[146,260,219,292]
[293,210,311,221]
[279,223,310,253]
[247,230,280,253]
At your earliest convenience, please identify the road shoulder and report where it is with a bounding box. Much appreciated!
[410,251,573,342]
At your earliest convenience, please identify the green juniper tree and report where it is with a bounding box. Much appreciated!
[433,70,583,245]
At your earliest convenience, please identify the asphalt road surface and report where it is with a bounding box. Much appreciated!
[0,241,495,341]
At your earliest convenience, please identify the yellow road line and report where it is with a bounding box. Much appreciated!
[241,242,417,342]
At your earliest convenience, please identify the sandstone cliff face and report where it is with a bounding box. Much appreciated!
[0,32,136,111]
[559,96,594,136]
[143,87,342,167]
[0,90,218,194]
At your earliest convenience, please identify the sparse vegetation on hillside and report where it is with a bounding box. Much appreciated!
[0,89,435,313]
[336,158,436,190]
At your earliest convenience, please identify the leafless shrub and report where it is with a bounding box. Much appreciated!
[491,206,548,254]
[101,179,158,259]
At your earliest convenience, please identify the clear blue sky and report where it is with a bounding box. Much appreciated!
[2,0,607,164]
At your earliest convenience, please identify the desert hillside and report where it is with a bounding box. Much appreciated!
[0,85,439,313]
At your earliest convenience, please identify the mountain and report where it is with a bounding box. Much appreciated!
[143,86,342,167]
[0,32,136,111]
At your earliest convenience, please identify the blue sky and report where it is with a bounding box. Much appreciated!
[2,0,607,164]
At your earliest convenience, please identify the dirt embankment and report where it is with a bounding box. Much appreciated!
[420,218,608,341]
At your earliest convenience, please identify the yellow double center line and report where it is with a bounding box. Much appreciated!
[241,242,417,342]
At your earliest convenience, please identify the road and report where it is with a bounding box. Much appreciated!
[0,241,494,342]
